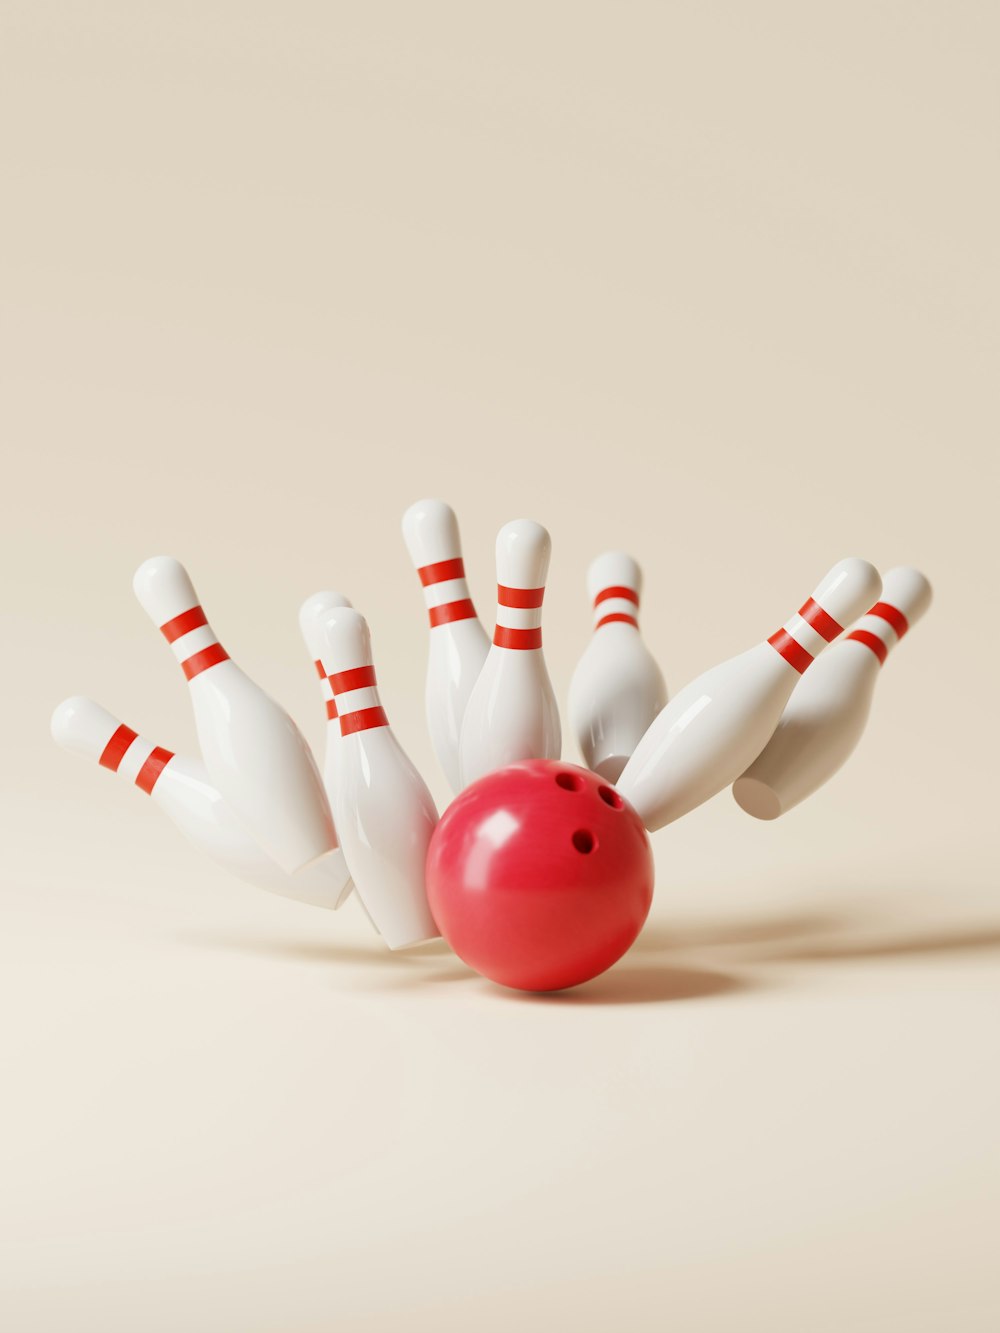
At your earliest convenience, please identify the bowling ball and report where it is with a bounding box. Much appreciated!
[426,760,654,992]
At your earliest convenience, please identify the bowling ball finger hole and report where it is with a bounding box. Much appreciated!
[572,829,597,855]
[555,772,585,792]
[598,785,624,809]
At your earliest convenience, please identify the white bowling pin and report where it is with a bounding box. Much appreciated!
[298,589,354,802]
[133,556,336,874]
[401,499,490,792]
[733,567,932,819]
[459,519,561,787]
[319,606,439,949]
[617,557,882,830]
[51,697,352,909]
[568,552,668,782]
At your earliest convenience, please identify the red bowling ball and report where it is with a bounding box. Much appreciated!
[426,760,654,991]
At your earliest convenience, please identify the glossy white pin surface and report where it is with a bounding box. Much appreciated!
[320,606,439,949]
[298,589,354,802]
[568,551,668,782]
[51,697,352,909]
[458,518,561,787]
[401,499,489,793]
[616,557,882,831]
[733,567,932,819]
[132,556,336,874]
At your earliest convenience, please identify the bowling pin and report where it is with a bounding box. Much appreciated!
[733,567,932,819]
[51,697,352,909]
[298,589,354,802]
[133,556,336,874]
[319,605,439,949]
[568,552,668,782]
[617,557,882,830]
[401,499,490,792]
[459,519,561,787]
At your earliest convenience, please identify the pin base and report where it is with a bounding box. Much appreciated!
[732,778,783,821]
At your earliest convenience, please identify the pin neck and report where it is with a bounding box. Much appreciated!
[498,584,544,608]
[417,558,479,627]
[592,584,639,631]
[160,606,208,641]
[98,724,174,794]
[494,625,542,649]
[418,557,465,587]
[492,583,545,649]
[844,600,909,666]
[329,663,389,735]
[845,630,888,665]
[870,601,909,639]
[159,604,230,680]
[767,597,844,675]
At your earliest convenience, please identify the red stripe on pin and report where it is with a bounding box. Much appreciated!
[595,612,639,630]
[429,599,477,627]
[594,585,639,608]
[99,724,138,772]
[330,664,376,695]
[135,746,174,794]
[419,557,465,587]
[181,643,229,681]
[846,629,889,665]
[160,605,208,643]
[494,625,542,650]
[869,601,909,639]
[313,659,326,679]
[798,597,844,643]
[325,699,338,720]
[497,585,545,609]
[340,706,388,736]
[768,629,814,674]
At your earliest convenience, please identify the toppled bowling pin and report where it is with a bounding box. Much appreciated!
[459,519,561,787]
[402,499,490,793]
[51,697,352,908]
[568,552,667,781]
[133,556,336,874]
[617,557,883,830]
[733,567,932,818]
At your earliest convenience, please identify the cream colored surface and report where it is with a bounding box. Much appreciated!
[2,4,997,1330]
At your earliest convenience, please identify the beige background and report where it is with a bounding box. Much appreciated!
[2,3,998,1330]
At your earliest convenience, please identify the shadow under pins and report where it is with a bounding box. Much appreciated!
[493,965,748,1006]
[175,899,1000,1006]
[176,927,455,969]
[631,907,1000,967]
[176,924,750,1005]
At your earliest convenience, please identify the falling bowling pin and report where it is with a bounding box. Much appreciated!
[51,697,352,909]
[733,567,932,819]
[320,606,439,949]
[617,557,883,830]
[401,499,489,792]
[568,552,667,781]
[133,556,336,873]
[459,519,561,787]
